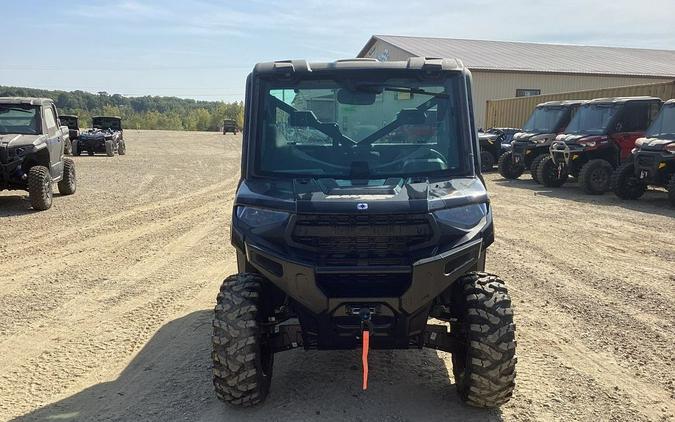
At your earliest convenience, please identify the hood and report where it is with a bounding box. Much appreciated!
[80,130,108,140]
[637,136,675,151]
[513,132,555,143]
[478,132,499,142]
[555,133,606,144]
[236,177,488,214]
[0,133,47,148]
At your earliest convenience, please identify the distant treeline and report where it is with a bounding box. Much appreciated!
[0,86,243,132]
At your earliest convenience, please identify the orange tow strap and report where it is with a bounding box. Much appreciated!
[362,330,370,390]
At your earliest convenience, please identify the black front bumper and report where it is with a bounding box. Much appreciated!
[0,145,27,190]
[633,151,675,185]
[78,138,107,152]
[512,142,548,167]
[240,237,483,349]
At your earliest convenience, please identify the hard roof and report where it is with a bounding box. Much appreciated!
[585,96,662,104]
[537,100,586,107]
[92,115,122,119]
[252,57,465,75]
[0,97,53,105]
[665,99,675,105]
[359,36,675,78]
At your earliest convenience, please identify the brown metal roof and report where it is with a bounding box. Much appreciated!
[359,35,675,78]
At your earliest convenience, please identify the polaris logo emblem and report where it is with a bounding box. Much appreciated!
[357,203,368,210]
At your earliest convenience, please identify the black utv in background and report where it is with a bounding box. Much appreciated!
[498,100,583,182]
[478,128,520,172]
[611,99,675,206]
[74,116,126,156]
[0,97,76,210]
[222,119,238,134]
[59,114,80,155]
[540,97,662,194]
[212,58,516,408]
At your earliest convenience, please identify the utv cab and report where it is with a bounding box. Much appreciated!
[498,100,583,182]
[611,99,675,205]
[540,97,662,194]
[222,119,238,134]
[75,116,126,157]
[59,115,79,139]
[213,58,516,409]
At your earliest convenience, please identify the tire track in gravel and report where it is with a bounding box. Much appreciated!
[0,209,234,419]
[0,193,236,339]
[0,176,237,255]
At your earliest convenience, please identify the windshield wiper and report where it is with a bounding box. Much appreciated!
[358,96,440,146]
[355,84,449,99]
[269,95,357,147]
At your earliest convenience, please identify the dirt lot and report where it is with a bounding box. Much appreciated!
[1,130,673,422]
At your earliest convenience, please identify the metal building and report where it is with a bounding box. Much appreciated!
[358,35,675,128]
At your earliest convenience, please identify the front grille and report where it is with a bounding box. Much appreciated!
[316,272,412,297]
[637,155,655,167]
[292,214,433,266]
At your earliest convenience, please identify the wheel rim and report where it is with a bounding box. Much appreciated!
[591,168,609,190]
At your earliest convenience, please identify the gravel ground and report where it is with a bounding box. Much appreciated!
[1,130,673,422]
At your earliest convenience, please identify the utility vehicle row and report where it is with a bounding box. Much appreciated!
[0,97,127,210]
[497,96,675,206]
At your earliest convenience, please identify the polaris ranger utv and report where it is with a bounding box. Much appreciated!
[75,116,126,156]
[213,58,516,408]
[0,98,76,210]
[611,99,675,206]
[498,100,583,182]
[539,97,662,194]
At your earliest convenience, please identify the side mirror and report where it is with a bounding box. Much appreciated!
[289,110,320,127]
[397,109,427,125]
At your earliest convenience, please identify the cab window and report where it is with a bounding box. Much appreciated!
[43,107,57,130]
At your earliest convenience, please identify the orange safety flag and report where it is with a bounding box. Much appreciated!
[362,330,370,390]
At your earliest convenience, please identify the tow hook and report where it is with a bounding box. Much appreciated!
[357,307,374,391]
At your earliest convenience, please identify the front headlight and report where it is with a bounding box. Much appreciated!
[578,140,596,148]
[434,203,487,229]
[236,206,289,227]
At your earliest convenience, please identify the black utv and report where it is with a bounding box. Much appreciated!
[74,116,126,156]
[540,97,662,194]
[611,99,675,206]
[498,100,583,182]
[213,58,516,408]
[59,114,80,155]
[223,119,238,134]
[477,128,519,172]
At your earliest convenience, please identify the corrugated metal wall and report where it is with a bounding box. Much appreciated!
[485,80,675,128]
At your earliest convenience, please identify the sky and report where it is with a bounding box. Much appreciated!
[4,0,675,102]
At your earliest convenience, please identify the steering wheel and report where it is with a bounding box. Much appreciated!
[373,147,447,171]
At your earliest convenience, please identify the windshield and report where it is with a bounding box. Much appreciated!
[0,104,41,135]
[93,117,121,131]
[256,74,469,179]
[646,105,675,138]
[565,104,618,135]
[60,116,77,129]
[522,106,567,133]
